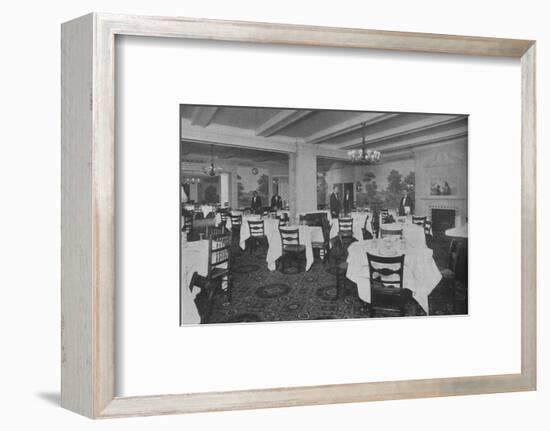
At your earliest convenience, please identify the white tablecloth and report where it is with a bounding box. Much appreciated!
[266,225,315,271]
[345,239,441,314]
[200,205,214,218]
[381,223,426,248]
[446,224,468,238]
[180,239,209,325]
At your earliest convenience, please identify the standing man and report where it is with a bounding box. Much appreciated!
[270,192,283,210]
[329,186,341,218]
[251,191,263,214]
[398,190,413,216]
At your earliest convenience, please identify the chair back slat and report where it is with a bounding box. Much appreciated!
[182,209,193,233]
[247,220,265,237]
[424,220,432,236]
[366,252,405,290]
[412,215,427,225]
[230,214,242,228]
[217,209,229,223]
[279,227,300,250]
[338,217,354,237]
[208,232,232,274]
[278,215,288,228]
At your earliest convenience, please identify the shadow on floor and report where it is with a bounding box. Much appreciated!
[36,391,61,406]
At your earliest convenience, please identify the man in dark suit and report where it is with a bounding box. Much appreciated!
[251,191,263,214]
[398,190,413,216]
[329,187,341,218]
[270,192,283,210]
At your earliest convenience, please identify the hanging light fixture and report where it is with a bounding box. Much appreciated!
[347,122,381,164]
[183,177,200,184]
[203,144,222,177]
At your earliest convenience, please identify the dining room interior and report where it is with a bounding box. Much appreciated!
[180,105,468,325]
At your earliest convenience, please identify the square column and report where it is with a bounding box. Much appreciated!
[289,143,317,223]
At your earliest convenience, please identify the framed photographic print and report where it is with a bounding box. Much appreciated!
[61,13,536,419]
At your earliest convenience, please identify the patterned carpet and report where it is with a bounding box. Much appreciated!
[194,233,468,324]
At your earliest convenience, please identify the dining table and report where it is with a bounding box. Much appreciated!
[380,222,426,247]
[345,233,441,314]
[446,224,468,239]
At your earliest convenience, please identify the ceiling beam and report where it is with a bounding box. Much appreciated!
[370,124,468,154]
[181,119,350,161]
[332,115,467,150]
[306,112,398,145]
[255,110,312,137]
[190,107,219,127]
[182,119,297,153]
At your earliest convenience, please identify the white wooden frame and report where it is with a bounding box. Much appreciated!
[61,13,536,419]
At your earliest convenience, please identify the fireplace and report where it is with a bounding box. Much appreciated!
[431,208,455,232]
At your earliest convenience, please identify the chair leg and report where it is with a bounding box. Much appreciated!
[225,274,232,303]
[204,282,217,324]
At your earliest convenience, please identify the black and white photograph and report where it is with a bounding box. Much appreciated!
[180,105,468,325]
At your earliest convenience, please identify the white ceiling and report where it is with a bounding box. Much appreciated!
[180,105,467,164]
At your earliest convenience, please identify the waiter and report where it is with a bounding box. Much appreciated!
[398,190,413,216]
[270,192,283,210]
[329,187,341,218]
[251,191,263,214]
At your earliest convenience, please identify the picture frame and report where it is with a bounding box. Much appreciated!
[61,12,536,419]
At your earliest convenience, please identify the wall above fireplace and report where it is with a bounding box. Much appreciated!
[413,137,468,226]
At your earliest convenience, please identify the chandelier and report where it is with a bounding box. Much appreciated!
[183,177,200,184]
[347,122,381,164]
[203,144,223,177]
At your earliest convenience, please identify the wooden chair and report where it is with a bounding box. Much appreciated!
[189,232,232,323]
[412,215,427,226]
[247,219,267,255]
[311,216,331,264]
[230,214,242,232]
[217,209,229,227]
[366,252,408,317]
[380,228,403,238]
[279,226,306,273]
[338,217,355,250]
[182,210,193,234]
[361,215,373,240]
[206,225,226,238]
[424,220,433,244]
[381,214,394,224]
[278,214,289,228]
